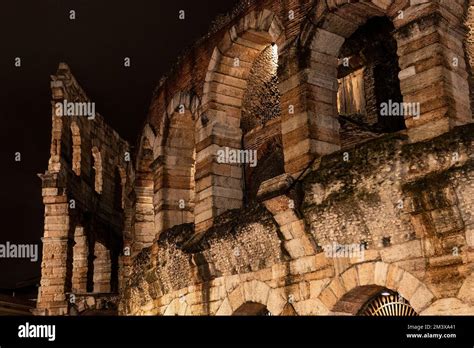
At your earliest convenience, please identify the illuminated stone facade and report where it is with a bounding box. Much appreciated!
[37,0,474,316]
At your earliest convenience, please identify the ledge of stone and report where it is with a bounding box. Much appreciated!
[257,173,294,202]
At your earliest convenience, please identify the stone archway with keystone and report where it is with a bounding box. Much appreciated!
[312,262,435,315]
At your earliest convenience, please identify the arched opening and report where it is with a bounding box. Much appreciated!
[332,285,417,316]
[280,303,297,316]
[359,289,418,316]
[155,106,195,235]
[70,122,82,176]
[232,302,269,316]
[285,0,472,173]
[195,10,285,232]
[337,17,405,147]
[91,147,103,194]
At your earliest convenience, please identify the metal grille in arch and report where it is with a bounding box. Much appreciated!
[360,292,418,316]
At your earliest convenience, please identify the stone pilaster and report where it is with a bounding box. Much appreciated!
[36,178,71,315]
[154,110,195,235]
[280,54,342,175]
[93,242,111,293]
[395,11,473,141]
[71,226,88,293]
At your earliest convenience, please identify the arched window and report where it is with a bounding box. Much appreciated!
[70,122,81,175]
[337,17,405,148]
[195,10,285,232]
[91,147,103,194]
[332,285,418,316]
[232,302,269,316]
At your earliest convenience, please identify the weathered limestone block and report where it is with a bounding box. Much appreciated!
[420,298,474,315]
[457,274,474,305]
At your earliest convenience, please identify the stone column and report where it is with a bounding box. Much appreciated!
[133,144,156,255]
[395,10,473,141]
[36,180,71,315]
[280,36,342,176]
[154,110,195,235]
[71,226,88,293]
[194,51,248,233]
[195,121,243,233]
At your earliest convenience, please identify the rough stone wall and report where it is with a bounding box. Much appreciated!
[121,204,283,315]
[117,0,474,316]
[466,0,474,111]
[121,124,474,316]
[142,0,474,238]
[147,0,315,130]
[243,118,285,201]
[37,63,131,315]
[241,45,280,133]
[37,0,474,316]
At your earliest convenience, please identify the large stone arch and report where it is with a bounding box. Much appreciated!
[152,92,199,236]
[151,92,200,159]
[282,0,473,174]
[312,262,435,315]
[215,280,272,316]
[195,9,286,233]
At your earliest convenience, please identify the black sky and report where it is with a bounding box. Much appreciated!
[0,0,239,288]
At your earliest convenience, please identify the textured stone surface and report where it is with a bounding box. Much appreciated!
[38,0,474,316]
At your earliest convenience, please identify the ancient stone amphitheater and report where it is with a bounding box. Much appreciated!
[36,0,474,316]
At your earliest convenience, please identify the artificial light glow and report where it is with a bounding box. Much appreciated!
[271,43,278,58]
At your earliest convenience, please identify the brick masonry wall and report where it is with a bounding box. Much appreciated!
[147,0,315,135]
[241,45,280,133]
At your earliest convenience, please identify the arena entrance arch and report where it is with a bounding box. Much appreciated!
[332,285,417,316]
[232,302,269,316]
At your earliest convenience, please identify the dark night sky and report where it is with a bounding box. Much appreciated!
[0,0,239,288]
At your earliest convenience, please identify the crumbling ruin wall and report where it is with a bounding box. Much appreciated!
[35,0,474,316]
[121,123,474,316]
[118,0,474,316]
[466,0,474,111]
[37,63,131,315]
[135,0,473,243]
